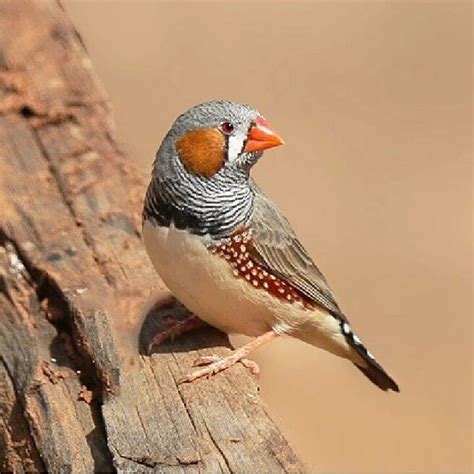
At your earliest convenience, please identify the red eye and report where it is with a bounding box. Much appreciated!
[220,121,234,134]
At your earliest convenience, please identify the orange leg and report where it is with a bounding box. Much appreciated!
[148,315,204,353]
[178,330,278,383]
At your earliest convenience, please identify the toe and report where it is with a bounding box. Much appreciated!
[192,355,220,367]
[240,358,260,375]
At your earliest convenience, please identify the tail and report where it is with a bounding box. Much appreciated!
[339,321,400,392]
[354,359,399,392]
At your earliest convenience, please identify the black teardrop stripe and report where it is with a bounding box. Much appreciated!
[144,191,208,233]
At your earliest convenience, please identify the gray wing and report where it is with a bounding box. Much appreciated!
[248,184,346,319]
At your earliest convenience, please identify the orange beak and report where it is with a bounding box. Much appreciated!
[244,117,285,153]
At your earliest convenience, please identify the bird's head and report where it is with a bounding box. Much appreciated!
[155,100,284,180]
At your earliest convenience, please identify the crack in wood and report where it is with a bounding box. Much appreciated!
[117,452,201,469]
[203,418,232,474]
[0,357,46,473]
[0,69,80,128]
[27,126,117,287]
[0,232,116,472]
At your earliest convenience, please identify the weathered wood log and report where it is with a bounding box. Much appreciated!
[0,1,305,472]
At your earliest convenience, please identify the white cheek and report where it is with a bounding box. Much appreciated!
[227,131,246,162]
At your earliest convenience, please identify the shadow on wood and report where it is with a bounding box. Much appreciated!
[139,296,220,356]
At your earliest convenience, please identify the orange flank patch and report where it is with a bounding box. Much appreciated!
[176,128,225,177]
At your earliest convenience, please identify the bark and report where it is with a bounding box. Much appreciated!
[0,1,305,472]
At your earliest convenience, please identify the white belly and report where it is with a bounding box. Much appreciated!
[143,221,356,360]
[143,221,274,335]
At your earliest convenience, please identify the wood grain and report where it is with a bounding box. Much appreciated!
[0,1,305,472]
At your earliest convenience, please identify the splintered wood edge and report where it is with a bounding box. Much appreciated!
[0,1,305,472]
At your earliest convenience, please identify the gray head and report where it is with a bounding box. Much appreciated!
[155,100,283,178]
[145,100,284,238]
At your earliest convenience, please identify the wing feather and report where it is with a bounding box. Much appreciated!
[248,185,345,319]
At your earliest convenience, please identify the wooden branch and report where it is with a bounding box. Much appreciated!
[0,1,305,472]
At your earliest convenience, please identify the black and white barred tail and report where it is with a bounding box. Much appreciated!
[340,321,399,392]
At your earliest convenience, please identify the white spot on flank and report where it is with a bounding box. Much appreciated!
[366,350,375,360]
[353,334,361,344]
[342,322,351,334]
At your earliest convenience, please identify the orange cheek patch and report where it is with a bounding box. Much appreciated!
[176,128,225,177]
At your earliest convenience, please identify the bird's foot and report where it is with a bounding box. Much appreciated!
[177,330,278,383]
[148,314,203,354]
[178,352,260,383]
[193,355,260,374]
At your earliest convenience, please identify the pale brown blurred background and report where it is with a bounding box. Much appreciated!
[65,1,472,472]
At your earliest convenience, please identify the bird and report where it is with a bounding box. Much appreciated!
[143,100,399,392]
